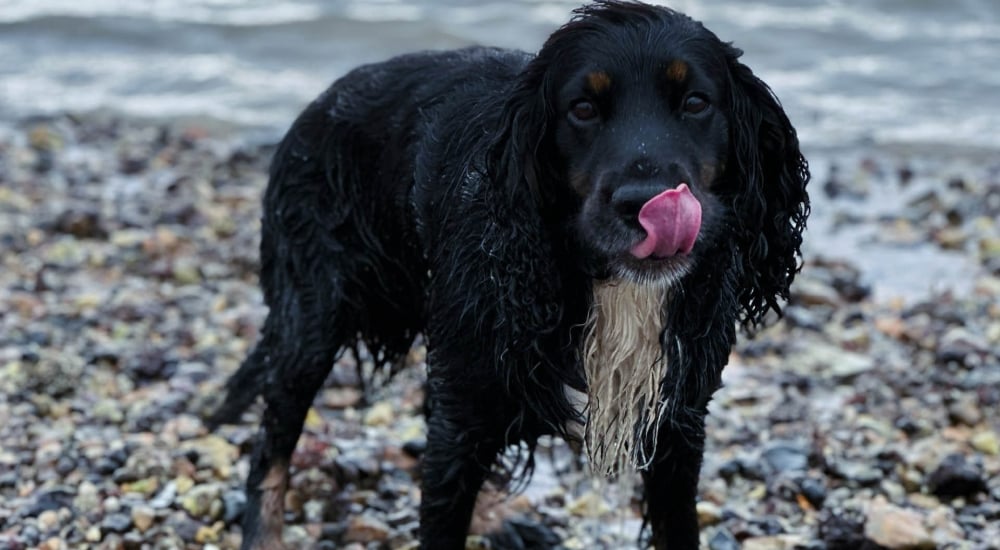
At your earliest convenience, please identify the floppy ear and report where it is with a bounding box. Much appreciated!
[725,46,811,329]
[487,57,559,207]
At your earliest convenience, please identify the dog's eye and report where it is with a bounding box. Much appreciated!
[569,100,599,123]
[683,95,710,115]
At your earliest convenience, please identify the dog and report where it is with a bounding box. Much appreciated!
[208,1,810,548]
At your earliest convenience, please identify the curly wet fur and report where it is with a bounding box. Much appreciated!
[209,2,809,549]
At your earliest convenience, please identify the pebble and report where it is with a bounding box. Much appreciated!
[697,501,723,527]
[181,435,237,476]
[927,453,988,499]
[71,480,99,510]
[149,481,179,509]
[761,442,809,474]
[343,514,392,543]
[101,513,133,534]
[195,522,224,544]
[103,496,121,514]
[707,529,740,550]
[323,387,363,409]
[791,278,842,307]
[304,499,326,524]
[925,506,965,546]
[131,505,155,533]
[798,477,827,509]
[970,430,999,455]
[364,401,395,427]
[181,484,222,519]
[864,497,934,549]
[833,462,883,486]
[742,535,806,550]
[37,509,60,532]
[948,394,983,426]
[221,490,247,524]
[566,490,611,517]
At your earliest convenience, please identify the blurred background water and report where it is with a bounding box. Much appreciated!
[1,0,998,152]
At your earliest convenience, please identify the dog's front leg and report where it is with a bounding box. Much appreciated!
[418,374,504,550]
[640,406,708,550]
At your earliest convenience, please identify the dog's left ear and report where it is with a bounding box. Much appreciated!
[724,45,811,329]
[487,62,558,207]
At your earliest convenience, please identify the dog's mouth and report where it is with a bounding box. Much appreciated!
[628,183,702,260]
[580,180,704,284]
[606,183,701,284]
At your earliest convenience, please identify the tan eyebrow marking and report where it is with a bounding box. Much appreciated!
[666,59,688,82]
[586,71,612,94]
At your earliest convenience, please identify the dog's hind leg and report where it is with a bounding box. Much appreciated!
[238,292,348,550]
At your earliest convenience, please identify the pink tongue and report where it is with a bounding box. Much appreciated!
[630,183,702,259]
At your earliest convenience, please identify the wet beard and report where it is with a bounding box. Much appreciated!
[581,279,670,476]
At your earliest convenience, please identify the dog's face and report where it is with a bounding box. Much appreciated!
[547,13,732,284]
[500,3,807,322]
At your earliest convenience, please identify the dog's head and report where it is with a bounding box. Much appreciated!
[492,0,809,327]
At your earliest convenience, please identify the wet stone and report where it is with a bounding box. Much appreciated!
[947,394,982,426]
[131,505,155,533]
[927,454,988,499]
[783,305,826,331]
[708,529,740,550]
[55,456,76,476]
[970,430,999,455]
[798,477,827,509]
[761,442,810,475]
[149,481,178,509]
[102,513,133,534]
[21,525,41,547]
[167,513,202,543]
[737,457,767,481]
[864,497,934,549]
[180,484,222,519]
[36,509,60,532]
[26,487,76,517]
[791,278,842,307]
[221,490,246,525]
[831,462,884,487]
[818,509,866,549]
[717,459,742,481]
[697,501,722,527]
[50,207,108,240]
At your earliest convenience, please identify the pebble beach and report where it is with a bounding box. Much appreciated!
[1,111,998,550]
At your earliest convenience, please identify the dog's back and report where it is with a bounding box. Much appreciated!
[210,47,530,425]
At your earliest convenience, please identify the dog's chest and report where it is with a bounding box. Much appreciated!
[570,281,671,475]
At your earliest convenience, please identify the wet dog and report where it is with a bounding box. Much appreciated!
[209,1,809,548]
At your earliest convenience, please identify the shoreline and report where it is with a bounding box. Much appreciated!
[1,113,997,548]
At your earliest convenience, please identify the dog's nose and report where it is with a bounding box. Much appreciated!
[611,183,667,221]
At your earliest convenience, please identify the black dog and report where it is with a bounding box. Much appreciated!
[209,1,809,548]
